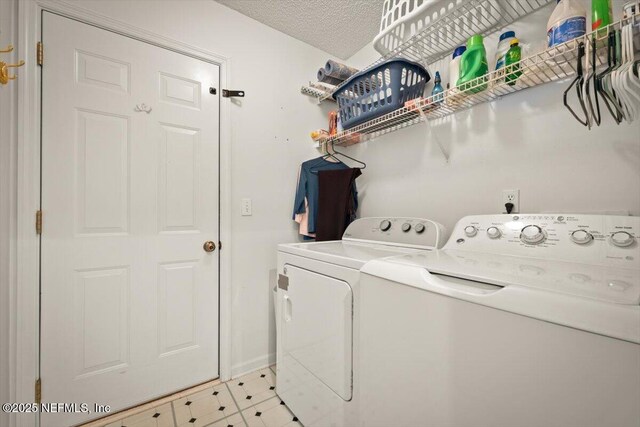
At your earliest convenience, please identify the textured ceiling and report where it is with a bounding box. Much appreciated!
[214,0,385,59]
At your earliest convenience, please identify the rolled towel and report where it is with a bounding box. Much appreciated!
[325,60,359,80]
[317,68,343,86]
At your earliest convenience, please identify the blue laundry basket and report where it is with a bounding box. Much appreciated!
[332,58,430,130]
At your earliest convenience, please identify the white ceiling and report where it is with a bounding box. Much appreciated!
[214,0,385,59]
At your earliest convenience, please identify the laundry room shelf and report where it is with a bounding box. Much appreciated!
[302,1,553,104]
[373,0,554,69]
[318,14,637,148]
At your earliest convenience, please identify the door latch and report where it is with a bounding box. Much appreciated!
[222,89,245,98]
[277,274,289,290]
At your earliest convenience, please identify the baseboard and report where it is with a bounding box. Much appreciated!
[231,352,275,379]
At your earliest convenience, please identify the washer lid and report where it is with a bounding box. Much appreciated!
[361,254,640,343]
[382,249,640,305]
[278,240,421,269]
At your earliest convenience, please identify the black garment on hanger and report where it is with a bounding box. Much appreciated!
[315,168,362,242]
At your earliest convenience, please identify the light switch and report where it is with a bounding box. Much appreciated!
[241,198,252,216]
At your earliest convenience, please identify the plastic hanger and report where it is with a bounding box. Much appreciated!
[611,28,634,121]
[604,30,627,121]
[597,30,623,123]
[332,147,366,169]
[564,42,589,126]
[582,38,593,128]
[585,37,601,126]
[310,142,366,174]
[620,24,640,120]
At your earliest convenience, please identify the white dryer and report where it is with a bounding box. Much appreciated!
[360,214,640,427]
[275,217,445,427]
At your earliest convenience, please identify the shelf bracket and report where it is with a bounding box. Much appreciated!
[418,109,449,162]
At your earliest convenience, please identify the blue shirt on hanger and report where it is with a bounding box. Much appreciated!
[292,157,358,234]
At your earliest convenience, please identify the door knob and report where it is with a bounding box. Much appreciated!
[203,241,216,252]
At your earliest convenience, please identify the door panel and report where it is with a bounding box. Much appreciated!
[158,261,199,356]
[40,12,220,426]
[158,124,200,232]
[76,50,130,93]
[73,266,130,378]
[76,109,130,234]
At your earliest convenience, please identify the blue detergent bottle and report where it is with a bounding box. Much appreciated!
[431,71,444,103]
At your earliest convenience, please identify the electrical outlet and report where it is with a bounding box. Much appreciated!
[241,198,252,216]
[502,189,519,214]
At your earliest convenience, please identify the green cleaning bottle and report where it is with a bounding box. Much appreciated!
[456,34,488,93]
[504,38,522,86]
[592,0,612,32]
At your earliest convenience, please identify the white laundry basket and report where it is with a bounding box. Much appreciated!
[373,0,501,58]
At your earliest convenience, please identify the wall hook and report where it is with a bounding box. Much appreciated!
[134,103,153,114]
[0,45,14,54]
[0,60,25,85]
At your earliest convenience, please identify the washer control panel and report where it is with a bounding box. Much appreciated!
[342,217,446,249]
[446,214,640,267]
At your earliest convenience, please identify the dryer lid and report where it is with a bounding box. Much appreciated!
[278,240,420,269]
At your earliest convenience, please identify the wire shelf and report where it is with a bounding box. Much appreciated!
[304,1,553,105]
[375,0,553,67]
[319,14,637,148]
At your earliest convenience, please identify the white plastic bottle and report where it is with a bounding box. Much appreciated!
[547,0,586,47]
[494,31,516,70]
[448,45,466,89]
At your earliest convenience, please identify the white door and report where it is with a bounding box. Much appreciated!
[40,12,220,426]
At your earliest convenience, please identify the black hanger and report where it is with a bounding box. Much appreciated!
[332,146,366,170]
[310,142,366,174]
[585,37,601,126]
[564,42,589,126]
[597,30,623,123]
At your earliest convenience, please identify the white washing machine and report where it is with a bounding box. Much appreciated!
[359,214,640,427]
[275,217,445,427]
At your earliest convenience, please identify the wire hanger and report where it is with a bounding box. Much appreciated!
[331,146,366,169]
[564,42,589,126]
[310,141,366,174]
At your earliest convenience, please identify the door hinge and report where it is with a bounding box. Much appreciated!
[222,89,245,98]
[35,378,41,404]
[37,42,43,66]
[35,210,42,234]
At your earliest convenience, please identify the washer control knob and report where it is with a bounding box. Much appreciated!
[401,223,411,233]
[380,220,392,232]
[464,226,478,237]
[610,231,634,247]
[570,229,593,245]
[415,223,426,234]
[520,225,546,245]
[486,226,501,239]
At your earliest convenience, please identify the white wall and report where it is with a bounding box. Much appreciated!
[0,0,18,425]
[1,0,334,386]
[342,1,640,233]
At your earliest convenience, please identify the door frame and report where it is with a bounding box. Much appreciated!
[15,1,233,425]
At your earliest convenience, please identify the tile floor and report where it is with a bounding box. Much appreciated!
[88,366,302,427]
